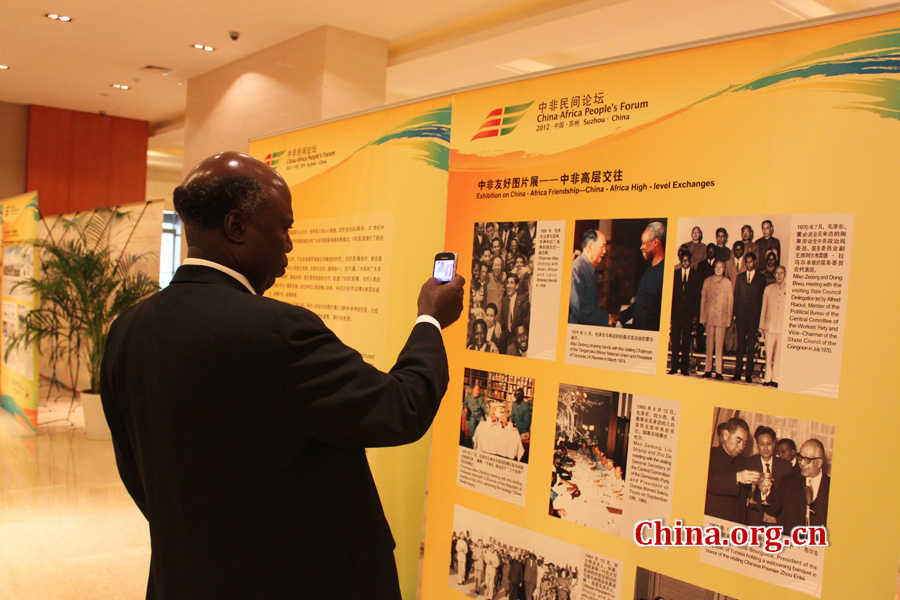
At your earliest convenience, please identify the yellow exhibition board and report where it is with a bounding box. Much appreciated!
[424,11,900,600]
[252,10,900,600]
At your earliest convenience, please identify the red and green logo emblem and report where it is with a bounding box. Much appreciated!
[264,150,286,169]
[471,101,534,141]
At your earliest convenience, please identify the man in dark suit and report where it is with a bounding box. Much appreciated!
[745,426,793,524]
[765,439,830,534]
[776,438,801,474]
[508,550,525,600]
[698,244,718,280]
[100,152,464,600]
[501,274,530,335]
[705,418,760,524]
[714,227,732,263]
[669,249,701,375]
[731,252,767,383]
[474,222,491,257]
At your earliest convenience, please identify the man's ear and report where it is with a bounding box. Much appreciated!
[223,209,247,243]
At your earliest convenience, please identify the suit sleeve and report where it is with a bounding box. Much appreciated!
[100,319,148,518]
[569,261,609,326]
[276,307,449,449]
[707,448,742,497]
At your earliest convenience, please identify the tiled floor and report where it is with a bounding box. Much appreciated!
[1,380,427,599]
[0,381,150,599]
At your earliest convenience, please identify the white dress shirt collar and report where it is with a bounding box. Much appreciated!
[182,258,256,295]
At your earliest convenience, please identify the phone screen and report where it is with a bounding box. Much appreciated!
[433,259,456,283]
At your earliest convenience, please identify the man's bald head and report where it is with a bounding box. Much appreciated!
[174,152,294,295]
[174,152,288,231]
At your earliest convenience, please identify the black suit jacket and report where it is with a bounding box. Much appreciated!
[744,455,794,525]
[100,265,449,599]
[746,454,793,483]
[671,267,701,325]
[705,445,747,524]
[733,270,767,328]
[698,258,717,280]
[767,472,830,534]
[500,293,530,333]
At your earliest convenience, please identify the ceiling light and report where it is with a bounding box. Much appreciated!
[44,13,73,22]
[0,65,9,70]
[770,0,833,19]
[111,84,130,90]
[496,59,555,75]
[192,44,215,52]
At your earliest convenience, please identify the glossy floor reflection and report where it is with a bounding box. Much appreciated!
[0,382,150,599]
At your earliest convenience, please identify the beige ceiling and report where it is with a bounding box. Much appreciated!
[2,0,897,148]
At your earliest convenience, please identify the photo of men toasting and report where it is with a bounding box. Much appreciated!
[704,407,834,534]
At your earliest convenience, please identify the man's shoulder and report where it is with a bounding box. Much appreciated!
[780,471,805,488]
[113,275,323,335]
[772,456,792,473]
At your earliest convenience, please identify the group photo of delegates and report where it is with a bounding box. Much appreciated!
[633,567,737,600]
[468,221,537,357]
[460,369,535,464]
[704,408,834,534]
[549,385,630,535]
[669,216,789,386]
[450,532,580,600]
[568,218,667,331]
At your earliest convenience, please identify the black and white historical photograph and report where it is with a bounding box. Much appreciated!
[668,215,790,386]
[704,406,834,532]
[450,505,621,600]
[468,221,537,357]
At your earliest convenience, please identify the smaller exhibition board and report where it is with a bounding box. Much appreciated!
[249,97,452,600]
[0,192,40,432]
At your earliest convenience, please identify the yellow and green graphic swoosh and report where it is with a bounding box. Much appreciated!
[358,105,452,170]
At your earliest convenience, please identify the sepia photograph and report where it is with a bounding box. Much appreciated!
[468,221,537,357]
[569,218,668,332]
[704,406,834,533]
[549,384,631,535]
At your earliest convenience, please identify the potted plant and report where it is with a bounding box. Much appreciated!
[5,208,159,438]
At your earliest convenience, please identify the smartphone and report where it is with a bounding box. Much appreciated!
[433,252,458,284]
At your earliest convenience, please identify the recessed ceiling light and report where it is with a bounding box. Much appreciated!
[496,59,555,75]
[44,13,73,22]
[770,0,833,18]
[110,84,130,90]
[192,44,215,52]
[0,65,9,70]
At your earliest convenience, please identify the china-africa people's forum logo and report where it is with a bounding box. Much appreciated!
[471,101,534,141]
[264,150,286,169]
